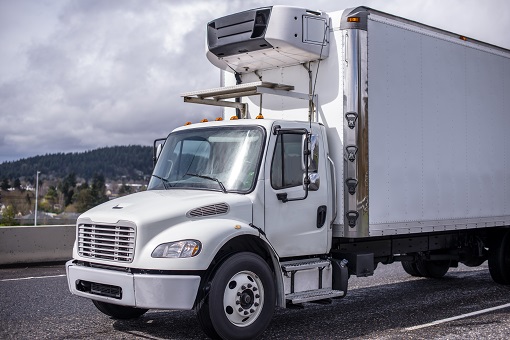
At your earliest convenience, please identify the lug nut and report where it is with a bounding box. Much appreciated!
[253,287,258,291]
[244,311,249,315]
[250,309,255,313]
[247,284,252,288]
[236,301,240,305]
[241,285,246,290]
[255,294,260,298]
[238,307,243,312]
[237,292,241,296]
[254,302,259,307]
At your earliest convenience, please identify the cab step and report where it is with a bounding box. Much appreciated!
[286,288,344,304]
[281,258,330,272]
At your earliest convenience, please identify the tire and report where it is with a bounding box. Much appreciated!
[196,252,275,340]
[415,258,450,278]
[92,300,148,319]
[401,260,422,277]
[488,231,510,285]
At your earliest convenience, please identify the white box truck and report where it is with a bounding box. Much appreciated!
[66,6,510,339]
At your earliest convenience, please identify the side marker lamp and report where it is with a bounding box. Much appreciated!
[347,17,360,23]
[230,116,239,120]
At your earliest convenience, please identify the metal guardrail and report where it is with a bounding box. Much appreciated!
[0,225,75,265]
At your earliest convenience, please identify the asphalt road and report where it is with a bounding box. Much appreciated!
[1,262,509,339]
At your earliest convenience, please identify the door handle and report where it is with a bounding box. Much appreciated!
[317,205,327,228]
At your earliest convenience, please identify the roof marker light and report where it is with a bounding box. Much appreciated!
[459,35,467,41]
[215,117,223,121]
[200,119,208,123]
[256,114,264,119]
[230,116,239,120]
[184,122,192,126]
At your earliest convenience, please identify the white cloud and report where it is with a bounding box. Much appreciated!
[0,0,509,163]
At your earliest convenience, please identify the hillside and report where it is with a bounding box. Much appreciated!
[0,145,153,181]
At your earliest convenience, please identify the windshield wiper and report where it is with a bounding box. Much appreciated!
[151,174,171,189]
[185,173,227,193]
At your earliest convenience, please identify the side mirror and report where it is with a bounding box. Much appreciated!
[153,138,166,167]
[304,172,320,191]
[302,134,319,172]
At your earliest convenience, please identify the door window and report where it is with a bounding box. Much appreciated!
[271,134,304,189]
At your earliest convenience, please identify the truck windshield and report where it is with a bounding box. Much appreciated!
[148,126,265,193]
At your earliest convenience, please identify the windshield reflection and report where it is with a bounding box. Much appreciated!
[148,126,265,193]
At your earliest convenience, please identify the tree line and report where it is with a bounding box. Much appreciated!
[0,145,152,181]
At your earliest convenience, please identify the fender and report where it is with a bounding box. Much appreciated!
[133,218,263,271]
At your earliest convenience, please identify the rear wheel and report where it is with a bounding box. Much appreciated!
[92,300,148,319]
[488,231,510,285]
[415,258,450,278]
[401,260,422,277]
[196,252,275,340]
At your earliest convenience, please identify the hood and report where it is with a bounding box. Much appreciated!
[78,189,253,226]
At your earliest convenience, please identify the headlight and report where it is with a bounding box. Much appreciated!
[151,240,202,258]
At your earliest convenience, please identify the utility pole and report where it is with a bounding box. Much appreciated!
[34,171,40,226]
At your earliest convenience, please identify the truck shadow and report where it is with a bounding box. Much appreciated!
[112,269,506,339]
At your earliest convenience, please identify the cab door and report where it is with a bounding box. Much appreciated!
[264,122,329,258]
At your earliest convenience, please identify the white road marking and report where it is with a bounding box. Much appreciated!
[404,303,510,331]
[0,274,66,282]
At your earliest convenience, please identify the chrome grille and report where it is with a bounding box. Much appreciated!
[187,203,230,218]
[78,224,135,263]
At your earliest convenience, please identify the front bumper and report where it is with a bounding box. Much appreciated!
[66,260,201,310]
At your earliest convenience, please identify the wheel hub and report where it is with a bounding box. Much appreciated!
[223,270,264,327]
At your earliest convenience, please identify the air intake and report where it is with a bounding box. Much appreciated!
[187,203,230,218]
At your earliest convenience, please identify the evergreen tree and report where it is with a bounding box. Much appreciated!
[13,178,21,190]
[1,178,10,191]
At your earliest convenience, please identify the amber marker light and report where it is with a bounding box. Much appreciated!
[347,17,360,22]
[215,117,223,121]
[200,118,208,123]
[230,116,239,120]
[459,35,467,41]
[256,114,264,119]
[184,122,192,126]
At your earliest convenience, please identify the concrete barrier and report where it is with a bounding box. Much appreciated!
[0,225,75,265]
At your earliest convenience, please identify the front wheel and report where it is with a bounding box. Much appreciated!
[92,300,148,319]
[196,252,275,340]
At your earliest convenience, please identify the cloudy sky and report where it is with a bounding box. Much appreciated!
[1,0,509,163]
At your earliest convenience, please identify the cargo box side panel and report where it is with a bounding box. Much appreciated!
[367,15,510,235]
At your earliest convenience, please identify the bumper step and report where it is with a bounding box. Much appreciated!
[286,288,344,304]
